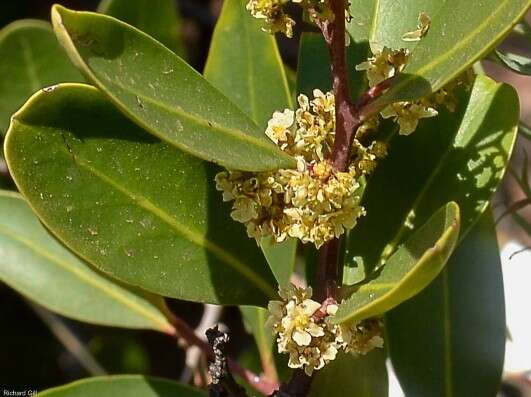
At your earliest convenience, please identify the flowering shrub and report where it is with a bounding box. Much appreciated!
[0,0,529,396]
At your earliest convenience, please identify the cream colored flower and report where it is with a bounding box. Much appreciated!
[356,47,410,87]
[265,109,295,145]
[267,286,384,375]
[267,285,343,375]
[341,318,385,355]
[246,0,295,37]
[381,101,438,135]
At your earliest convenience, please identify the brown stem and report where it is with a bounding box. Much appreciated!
[273,369,314,397]
[168,314,278,395]
[315,238,341,302]
[319,0,358,172]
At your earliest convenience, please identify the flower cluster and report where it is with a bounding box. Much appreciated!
[355,46,410,87]
[215,90,386,248]
[246,0,334,38]
[266,285,384,375]
[246,0,295,37]
[355,13,476,136]
[355,46,439,135]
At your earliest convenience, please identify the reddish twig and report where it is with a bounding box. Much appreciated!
[168,314,279,395]
[317,0,358,172]
[315,238,341,302]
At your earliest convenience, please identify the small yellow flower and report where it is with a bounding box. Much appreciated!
[356,47,410,87]
[381,102,438,135]
[265,109,295,145]
[267,286,384,375]
[341,319,384,355]
[267,285,341,375]
[246,0,295,37]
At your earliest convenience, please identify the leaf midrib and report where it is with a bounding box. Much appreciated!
[55,7,292,167]
[241,7,258,123]
[0,220,170,330]
[105,77,283,156]
[335,214,457,324]
[394,0,523,93]
[42,139,276,298]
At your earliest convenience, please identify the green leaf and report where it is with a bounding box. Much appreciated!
[333,202,460,325]
[5,83,277,306]
[204,0,292,129]
[386,210,505,397]
[309,351,388,397]
[348,0,445,52]
[98,0,186,58]
[344,75,518,281]
[203,0,297,286]
[38,375,207,397]
[493,50,531,75]
[51,5,295,172]
[260,238,297,288]
[297,33,368,100]
[348,0,531,106]
[0,19,83,136]
[0,190,175,333]
[240,306,277,380]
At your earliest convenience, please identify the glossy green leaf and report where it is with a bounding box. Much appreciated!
[333,202,460,325]
[0,19,83,136]
[260,238,297,287]
[348,0,530,107]
[0,190,175,333]
[204,0,292,129]
[309,351,388,397]
[494,50,531,75]
[39,375,207,397]
[203,0,297,286]
[98,0,186,57]
[348,0,445,52]
[386,210,505,397]
[5,84,277,306]
[51,5,295,172]
[344,75,518,281]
